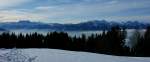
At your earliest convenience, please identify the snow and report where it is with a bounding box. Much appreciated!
[0,49,37,62]
[0,49,150,62]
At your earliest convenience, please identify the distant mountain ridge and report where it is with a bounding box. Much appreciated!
[0,20,149,31]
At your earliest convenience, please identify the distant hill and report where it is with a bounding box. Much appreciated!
[0,20,149,31]
[0,28,7,31]
[0,20,52,30]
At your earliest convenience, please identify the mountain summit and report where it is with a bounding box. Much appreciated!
[0,20,149,31]
[18,20,31,23]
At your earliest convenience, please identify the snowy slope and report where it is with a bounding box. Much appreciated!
[0,49,150,62]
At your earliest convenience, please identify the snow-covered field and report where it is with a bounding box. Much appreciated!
[0,49,150,62]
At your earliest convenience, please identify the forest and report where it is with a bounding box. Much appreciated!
[0,26,150,57]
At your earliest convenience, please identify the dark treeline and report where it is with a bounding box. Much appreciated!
[0,26,150,57]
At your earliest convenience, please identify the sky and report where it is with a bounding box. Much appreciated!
[0,0,149,23]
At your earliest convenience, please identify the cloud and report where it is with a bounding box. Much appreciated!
[0,10,48,22]
[0,0,34,9]
[0,0,149,23]
[33,0,150,17]
[107,0,119,4]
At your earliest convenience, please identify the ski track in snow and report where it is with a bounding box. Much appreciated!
[0,49,150,62]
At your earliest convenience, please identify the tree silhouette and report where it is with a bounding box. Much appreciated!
[0,26,149,56]
[134,26,150,56]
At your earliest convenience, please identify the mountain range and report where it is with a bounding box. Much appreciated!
[0,20,149,31]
